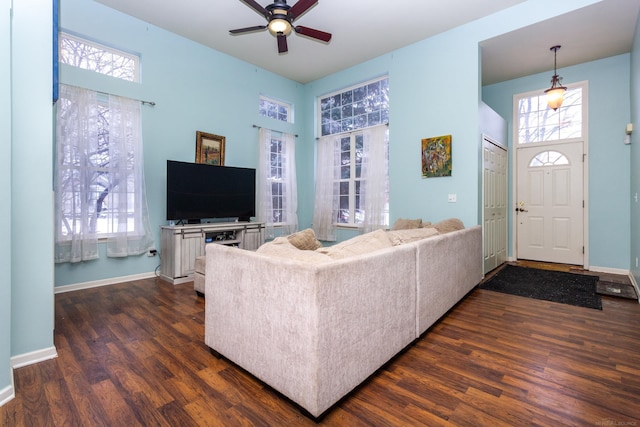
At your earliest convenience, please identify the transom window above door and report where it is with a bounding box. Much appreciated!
[515,82,586,145]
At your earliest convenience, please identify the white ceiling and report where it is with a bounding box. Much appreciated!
[95,0,640,85]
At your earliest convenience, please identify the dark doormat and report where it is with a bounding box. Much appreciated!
[596,280,638,300]
[480,265,602,310]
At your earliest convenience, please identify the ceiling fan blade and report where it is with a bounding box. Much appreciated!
[288,0,318,20]
[230,25,267,34]
[240,0,270,20]
[277,33,288,53]
[294,25,331,42]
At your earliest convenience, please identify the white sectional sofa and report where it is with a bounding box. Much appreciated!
[204,224,482,419]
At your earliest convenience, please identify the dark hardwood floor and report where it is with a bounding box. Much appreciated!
[2,265,640,426]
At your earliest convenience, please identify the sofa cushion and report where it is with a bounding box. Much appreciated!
[386,227,440,245]
[391,218,422,230]
[317,229,393,259]
[287,228,323,250]
[431,218,465,233]
[257,237,332,264]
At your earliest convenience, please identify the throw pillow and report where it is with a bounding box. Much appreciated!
[432,218,465,233]
[287,228,323,250]
[391,218,423,230]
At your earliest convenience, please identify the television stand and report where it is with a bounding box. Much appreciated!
[159,221,264,285]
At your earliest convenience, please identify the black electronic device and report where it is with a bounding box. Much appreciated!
[166,160,256,223]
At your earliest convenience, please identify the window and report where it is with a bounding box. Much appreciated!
[314,77,389,239]
[319,77,389,136]
[314,123,389,240]
[515,84,584,145]
[529,151,569,167]
[55,84,154,262]
[338,133,364,224]
[268,135,286,223]
[259,96,293,123]
[59,32,140,82]
[257,128,297,238]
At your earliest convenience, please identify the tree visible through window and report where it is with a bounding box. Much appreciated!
[320,77,389,136]
[516,85,583,145]
[55,85,154,262]
[259,96,292,123]
[59,32,139,82]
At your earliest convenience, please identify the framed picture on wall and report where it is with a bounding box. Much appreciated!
[196,131,225,166]
[421,134,452,178]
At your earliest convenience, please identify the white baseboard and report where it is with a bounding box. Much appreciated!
[0,370,15,407]
[54,271,157,294]
[588,265,630,276]
[628,273,640,303]
[10,346,57,369]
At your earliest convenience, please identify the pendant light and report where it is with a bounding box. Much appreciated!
[544,45,567,111]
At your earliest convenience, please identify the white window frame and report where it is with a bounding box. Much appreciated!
[259,95,293,123]
[318,76,389,137]
[514,81,587,146]
[59,31,140,83]
[337,132,365,226]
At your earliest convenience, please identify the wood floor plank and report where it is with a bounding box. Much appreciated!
[1,268,639,426]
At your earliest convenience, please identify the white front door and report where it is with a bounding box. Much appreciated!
[516,142,584,265]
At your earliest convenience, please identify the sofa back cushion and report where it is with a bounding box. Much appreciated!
[257,237,332,264]
[386,227,440,245]
[316,229,393,259]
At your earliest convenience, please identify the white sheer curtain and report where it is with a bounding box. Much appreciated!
[104,93,155,257]
[54,84,154,263]
[313,135,340,241]
[257,128,298,239]
[361,124,389,233]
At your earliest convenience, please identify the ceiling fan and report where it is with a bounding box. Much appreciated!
[230,0,332,54]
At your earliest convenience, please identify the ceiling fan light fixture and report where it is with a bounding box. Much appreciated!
[268,16,291,35]
[544,45,567,111]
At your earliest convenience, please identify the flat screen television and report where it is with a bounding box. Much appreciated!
[166,160,256,223]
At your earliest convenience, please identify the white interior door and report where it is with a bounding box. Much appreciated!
[516,142,584,265]
[483,137,507,274]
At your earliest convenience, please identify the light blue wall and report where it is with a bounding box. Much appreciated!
[631,12,640,283]
[300,0,601,241]
[482,54,631,270]
[1,0,12,394]
[10,0,55,357]
[55,0,305,286]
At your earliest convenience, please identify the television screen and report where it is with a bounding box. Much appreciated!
[166,160,256,222]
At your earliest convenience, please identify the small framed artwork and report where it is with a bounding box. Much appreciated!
[421,134,452,178]
[196,131,225,165]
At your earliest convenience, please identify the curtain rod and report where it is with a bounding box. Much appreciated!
[314,122,389,140]
[252,124,298,138]
[98,91,156,107]
[61,83,156,106]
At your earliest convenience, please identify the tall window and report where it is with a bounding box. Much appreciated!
[259,95,293,123]
[515,83,585,145]
[59,32,140,82]
[55,84,154,263]
[257,128,297,239]
[314,77,389,240]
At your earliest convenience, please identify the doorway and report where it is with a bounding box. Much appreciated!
[515,141,585,265]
